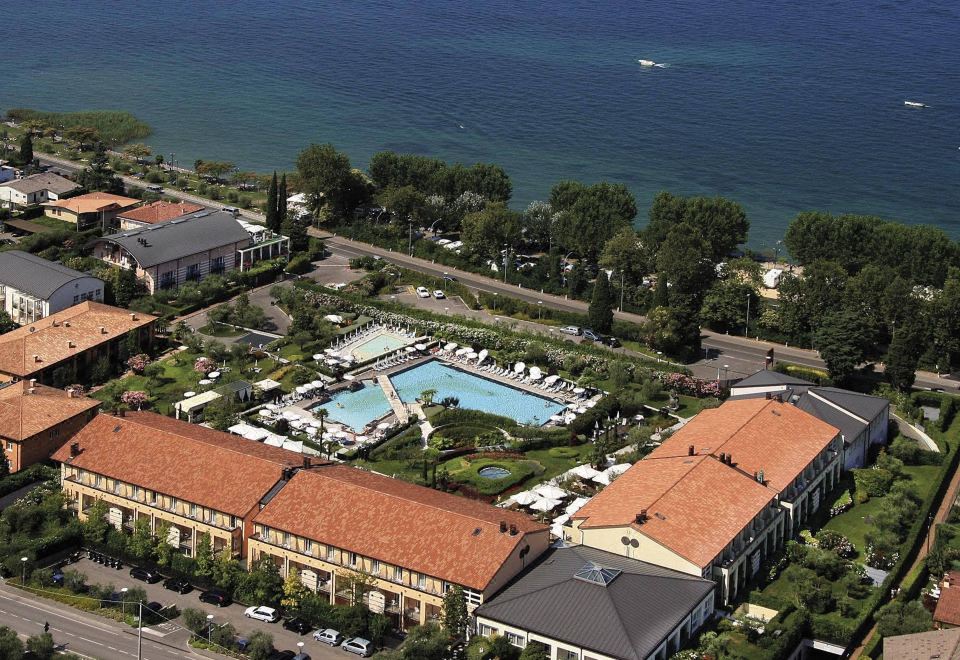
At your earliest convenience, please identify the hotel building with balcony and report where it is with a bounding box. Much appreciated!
[249,466,550,630]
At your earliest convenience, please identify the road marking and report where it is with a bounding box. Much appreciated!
[0,590,122,636]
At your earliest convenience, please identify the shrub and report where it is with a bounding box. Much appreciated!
[852,467,894,497]
[285,254,312,275]
[816,530,856,559]
[181,608,209,635]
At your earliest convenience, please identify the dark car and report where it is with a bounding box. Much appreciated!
[199,588,232,607]
[129,567,162,584]
[601,335,621,348]
[266,651,296,660]
[442,275,457,282]
[163,577,192,594]
[282,617,312,635]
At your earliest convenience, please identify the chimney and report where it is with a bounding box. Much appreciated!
[509,524,518,536]
[303,457,310,468]
[499,521,507,533]
[758,469,765,484]
[29,379,36,386]
[130,313,138,321]
[688,444,695,456]
[719,452,726,464]
[67,389,74,398]
[774,393,783,403]
[726,454,733,465]
[118,409,125,417]
[33,355,41,363]
[99,326,107,334]
[70,442,80,457]
[765,392,772,400]
[67,340,75,348]
[636,509,648,524]
[27,387,35,395]
[64,321,70,327]
[52,320,60,327]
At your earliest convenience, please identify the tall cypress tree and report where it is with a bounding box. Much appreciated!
[588,271,615,334]
[653,274,669,307]
[278,173,288,225]
[265,171,279,232]
[18,132,33,167]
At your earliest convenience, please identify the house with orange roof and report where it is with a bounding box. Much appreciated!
[0,381,99,472]
[52,412,325,559]
[0,301,155,384]
[250,465,549,630]
[570,398,843,605]
[116,200,204,230]
[43,192,140,230]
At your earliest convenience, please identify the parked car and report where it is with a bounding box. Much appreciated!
[199,588,232,607]
[145,184,163,193]
[560,325,582,336]
[162,577,192,594]
[313,629,343,646]
[415,286,431,298]
[129,567,162,584]
[282,617,312,635]
[601,335,621,348]
[432,290,445,299]
[341,637,373,657]
[244,605,281,623]
[581,329,601,342]
[442,275,457,282]
[266,651,296,660]
[51,570,64,587]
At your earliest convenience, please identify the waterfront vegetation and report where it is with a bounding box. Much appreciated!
[7,108,151,145]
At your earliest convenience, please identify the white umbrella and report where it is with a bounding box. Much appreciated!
[376,422,391,430]
[607,464,631,478]
[258,409,273,418]
[585,400,597,408]
[573,387,586,394]
[264,403,279,410]
[414,343,427,351]
[305,427,318,436]
[334,430,347,438]
[535,484,568,500]
[444,342,458,351]
[296,386,308,395]
[321,432,334,440]
[183,391,196,398]
[553,513,571,526]
[511,491,539,506]
[565,497,590,515]
[405,346,416,353]
[544,375,560,385]
[311,380,325,389]
[592,472,613,486]
[570,465,600,480]
[466,351,478,360]
[478,349,488,363]
[528,370,543,381]
[198,379,212,386]
[290,419,306,430]
[356,435,369,443]
[282,411,301,421]
[514,362,526,373]
[567,403,579,410]
[455,347,470,356]
[549,415,564,423]
[324,348,337,354]
[313,354,323,361]
[343,373,355,381]
[529,497,561,512]
[208,371,220,379]
[576,407,587,414]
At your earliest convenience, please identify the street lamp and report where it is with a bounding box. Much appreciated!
[207,614,214,642]
[297,642,305,657]
[537,301,542,320]
[723,364,729,383]
[656,351,662,363]
[121,587,128,616]
[745,295,751,338]
[443,272,449,291]
[20,556,27,584]
[493,292,498,312]
[408,220,413,256]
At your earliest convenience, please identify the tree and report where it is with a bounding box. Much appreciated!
[195,533,214,578]
[278,173,288,226]
[521,200,554,249]
[236,557,283,606]
[282,214,309,253]
[399,624,448,660]
[886,327,920,391]
[18,132,32,166]
[245,631,275,660]
[599,227,650,286]
[700,279,760,334]
[441,585,468,637]
[280,566,308,610]
[82,500,110,545]
[113,267,138,307]
[588,271,614,333]
[420,389,437,406]
[153,519,175,567]
[460,203,522,263]
[550,181,637,262]
[655,223,714,301]
[519,641,550,660]
[813,310,867,383]
[123,143,151,161]
[0,626,23,660]
[265,171,280,232]
[0,311,16,333]
[296,143,369,222]
[314,407,329,433]
[646,191,749,262]
[128,517,155,561]
[377,185,427,225]
[203,395,240,432]
[875,599,932,638]
[64,126,100,151]
[78,143,123,194]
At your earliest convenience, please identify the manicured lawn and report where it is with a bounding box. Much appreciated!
[197,323,244,337]
[524,445,594,482]
[31,216,76,232]
[442,456,541,495]
[823,496,886,561]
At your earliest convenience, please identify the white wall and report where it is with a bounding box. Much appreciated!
[48,276,105,314]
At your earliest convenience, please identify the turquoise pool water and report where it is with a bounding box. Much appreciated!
[478,466,512,479]
[312,382,392,431]
[391,361,565,426]
[349,332,408,362]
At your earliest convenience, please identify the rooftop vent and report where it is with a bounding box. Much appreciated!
[688,444,695,456]
[99,326,107,334]
[499,521,507,533]
[67,340,75,348]
[129,313,138,321]
[719,452,726,464]
[509,524,518,536]
[70,442,80,457]
[33,355,41,363]
[64,321,70,328]
[472,528,482,537]
[635,509,648,524]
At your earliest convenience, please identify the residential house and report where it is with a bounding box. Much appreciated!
[570,398,843,605]
[0,302,155,384]
[43,192,140,230]
[249,466,549,630]
[474,545,715,660]
[0,251,104,324]
[116,200,204,230]
[0,162,19,184]
[0,381,99,472]
[0,172,78,210]
[729,369,890,469]
[53,412,323,559]
[884,628,960,660]
[91,210,289,293]
[935,571,960,628]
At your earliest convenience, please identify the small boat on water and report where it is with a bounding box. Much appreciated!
[638,59,657,67]
[904,100,928,108]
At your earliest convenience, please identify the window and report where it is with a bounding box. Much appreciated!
[131,486,140,500]
[557,649,578,660]
[393,566,402,582]
[190,503,198,518]
[304,539,313,555]
[229,516,238,528]
[478,624,497,637]
[371,560,381,575]
[326,546,336,562]
[94,475,103,488]
[417,574,426,590]
[149,491,157,505]
[506,632,526,648]
[283,532,291,547]
[349,552,358,568]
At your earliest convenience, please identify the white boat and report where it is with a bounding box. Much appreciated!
[904,100,928,108]
[638,59,657,67]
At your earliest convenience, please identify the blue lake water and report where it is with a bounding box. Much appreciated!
[3,1,958,246]
[391,360,565,426]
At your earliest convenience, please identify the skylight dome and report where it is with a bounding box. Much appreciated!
[574,562,621,586]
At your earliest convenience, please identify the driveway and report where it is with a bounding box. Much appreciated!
[70,557,375,659]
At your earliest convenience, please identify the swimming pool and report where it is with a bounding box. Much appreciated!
[390,361,565,426]
[312,382,392,431]
[348,331,409,362]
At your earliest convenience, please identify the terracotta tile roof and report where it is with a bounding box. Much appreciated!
[0,302,156,378]
[572,455,776,568]
[44,192,139,214]
[118,201,204,225]
[51,412,323,517]
[0,381,99,441]
[935,572,960,627]
[647,399,840,492]
[253,466,547,591]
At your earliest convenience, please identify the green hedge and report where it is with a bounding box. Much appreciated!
[0,464,58,500]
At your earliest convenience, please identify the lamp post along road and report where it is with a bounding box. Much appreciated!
[745,295,751,338]
[20,557,27,584]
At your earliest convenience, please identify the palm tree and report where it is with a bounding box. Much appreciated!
[322,439,338,460]
[315,407,329,432]
[420,389,438,406]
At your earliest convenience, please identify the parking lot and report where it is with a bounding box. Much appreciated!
[70,557,386,658]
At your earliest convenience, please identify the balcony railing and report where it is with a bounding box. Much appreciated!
[385,601,401,614]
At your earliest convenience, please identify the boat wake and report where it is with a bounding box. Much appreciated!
[638,59,669,69]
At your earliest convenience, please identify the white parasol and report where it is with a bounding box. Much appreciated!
[529,497,561,512]
[511,491,539,506]
[535,484,568,500]
[570,464,600,480]
[514,362,526,373]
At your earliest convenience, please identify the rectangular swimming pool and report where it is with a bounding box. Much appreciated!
[390,360,565,426]
[347,332,408,362]
[312,382,392,431]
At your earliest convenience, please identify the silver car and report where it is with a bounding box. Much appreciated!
[341,637,373,657]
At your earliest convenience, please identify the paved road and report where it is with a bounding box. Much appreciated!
[36,152,958,390]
